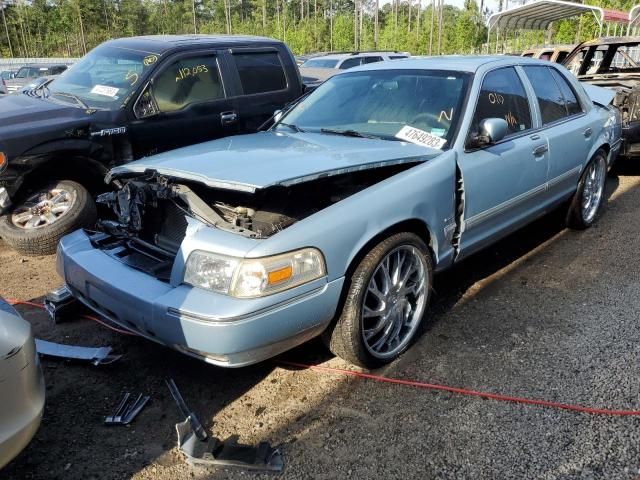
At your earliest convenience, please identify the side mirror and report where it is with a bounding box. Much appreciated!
[273,109,283,122]
[467,118,508,148]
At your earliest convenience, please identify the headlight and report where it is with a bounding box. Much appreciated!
[183,248,326,298]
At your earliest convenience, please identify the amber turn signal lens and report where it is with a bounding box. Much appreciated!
[267,265,293,285]
[0,152,6,170]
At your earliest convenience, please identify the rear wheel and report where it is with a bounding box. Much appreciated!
[325,232,433,368]
[0,180,96,256]
[566,151,607,230]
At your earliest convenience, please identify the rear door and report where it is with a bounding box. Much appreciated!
[521,65,593,201]
[457,66,549,258]
[127,50,239,158]
[226,48,297,132]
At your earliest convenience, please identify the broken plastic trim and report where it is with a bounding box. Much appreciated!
[35,339,122,365]
[166,379,284,472]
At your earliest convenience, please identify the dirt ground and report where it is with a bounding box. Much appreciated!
[3,164,640,479]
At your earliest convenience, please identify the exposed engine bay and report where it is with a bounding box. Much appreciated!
[93,164,418,273]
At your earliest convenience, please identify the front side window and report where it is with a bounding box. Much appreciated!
[339,57,363,70]
[555,51,569,64]
[280,69,470,148]
[539,52,552,61]
[233,51,286,94]
[522,66,567,125]
[390,55,409,60]
[470,67,532,139]
[152,55,223,113]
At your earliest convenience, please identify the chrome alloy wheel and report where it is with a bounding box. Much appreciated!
[581,156,606,224]
[361,245,428,359]
[11,188,76,229]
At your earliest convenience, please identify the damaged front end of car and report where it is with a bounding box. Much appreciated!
[91,163,419,282]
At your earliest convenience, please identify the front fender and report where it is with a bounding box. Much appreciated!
[245,151,458,280]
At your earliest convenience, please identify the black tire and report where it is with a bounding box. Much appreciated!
[566,150,607,230]
[0,180,97,256]
[324,232,433,369]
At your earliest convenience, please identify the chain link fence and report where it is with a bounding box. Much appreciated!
[0,58,78,69]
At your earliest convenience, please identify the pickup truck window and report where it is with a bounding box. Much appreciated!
[153,56,224,113]
[471,67,532,137]
[233,52,286,94]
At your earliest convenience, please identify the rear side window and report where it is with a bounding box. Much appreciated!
[522,66,569,124]
[339,57,363,70]
[390,56,408,60]
[555,51,569,64]
[233,52,287,94]
[539,51,552,61]
[470,67,532,138]
[549,68,583,116]
[363,56,383,64]
[153,55,224,113]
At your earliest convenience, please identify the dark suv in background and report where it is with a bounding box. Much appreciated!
[0,35,305,255]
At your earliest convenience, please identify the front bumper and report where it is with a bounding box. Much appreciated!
[58,230,344,367]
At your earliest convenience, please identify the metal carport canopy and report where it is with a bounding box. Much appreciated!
[487,0,628,32]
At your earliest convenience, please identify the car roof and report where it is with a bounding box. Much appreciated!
[310,52,406,60]
[575,36,640,48]
[102,34,285,55]
[346,55,553,74]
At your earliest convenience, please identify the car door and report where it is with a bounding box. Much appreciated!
[226,47,296,133]
[457,66,549,258]
[521,65,594,201]
[127,51,239,159]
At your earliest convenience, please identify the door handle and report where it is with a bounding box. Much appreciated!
[533,144,548,156]
[220,111,238,126]
[583,127,593,138]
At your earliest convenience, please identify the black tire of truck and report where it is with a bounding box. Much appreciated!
[0,180,97,256]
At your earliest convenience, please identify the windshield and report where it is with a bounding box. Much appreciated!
[48,45,148,109]
[278,69,470,147]
[302,58,339,69]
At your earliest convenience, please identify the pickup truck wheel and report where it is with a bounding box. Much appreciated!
[0,180,96,256]
[325,232,433,369]
[566,151,607,230]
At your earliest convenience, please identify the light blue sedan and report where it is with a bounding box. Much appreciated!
[57,56,621,368]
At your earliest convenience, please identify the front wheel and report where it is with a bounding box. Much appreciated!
[325,232,433,369]
[0,180,97,256]
[566,151,607,230]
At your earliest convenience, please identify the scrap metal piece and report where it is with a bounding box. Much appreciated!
[105,393,150,425]
[35,339,122,365]
[166,379,284,472]
[44,285,81,324]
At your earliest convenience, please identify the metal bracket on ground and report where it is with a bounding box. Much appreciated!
[166,379,284,472]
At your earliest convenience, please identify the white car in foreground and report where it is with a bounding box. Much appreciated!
[0,298,44,469]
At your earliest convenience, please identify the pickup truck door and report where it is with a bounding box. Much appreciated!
[224,47,303,132]
[456,66,549,259]
[127,50,239,159]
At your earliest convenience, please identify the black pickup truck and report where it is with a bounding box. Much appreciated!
[0,35,305,255]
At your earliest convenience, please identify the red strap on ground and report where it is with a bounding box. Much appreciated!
[276,361,640,417]
[9,298,640,416]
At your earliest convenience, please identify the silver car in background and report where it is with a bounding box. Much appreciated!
[0,298,45,469]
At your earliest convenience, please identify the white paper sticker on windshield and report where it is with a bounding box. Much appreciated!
[395,125,446,149]
[91,85,119,97]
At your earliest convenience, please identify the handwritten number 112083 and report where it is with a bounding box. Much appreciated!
[176,65,209,82]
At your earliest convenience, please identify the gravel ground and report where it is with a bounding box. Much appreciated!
[2,164,640,480]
